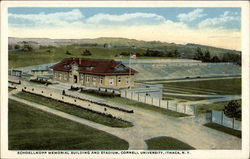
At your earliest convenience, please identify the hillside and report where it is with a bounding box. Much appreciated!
[9,37,240,54]
[8,37,241,68]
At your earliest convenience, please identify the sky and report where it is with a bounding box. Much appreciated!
[8,7,241,50]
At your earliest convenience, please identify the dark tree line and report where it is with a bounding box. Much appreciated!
[9,44,33,52]
[119,49,180,58]
[194,47,241,65]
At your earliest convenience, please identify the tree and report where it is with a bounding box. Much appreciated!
[211,56,220,62]
[22,44,33,52]
[194,47,203,60]
[82,49,92,56]
[223,100,241,120]
[66,50,71,55]
[14,44,20,50]
[203,50,211,62]
[173,49,180,57]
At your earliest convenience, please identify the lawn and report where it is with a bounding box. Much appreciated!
[163,95,218,101]
[14,92,133,128]
[9,47,167,68]
[8,99,129,150]
[80,91,188,117]
[204,123,241,138]
[146,136,195,150]
[196,100,241,114]
[163,78,241,95]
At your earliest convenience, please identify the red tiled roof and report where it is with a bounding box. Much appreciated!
[50,58,138,75]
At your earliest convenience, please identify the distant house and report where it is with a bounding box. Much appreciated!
[50,58,138,88]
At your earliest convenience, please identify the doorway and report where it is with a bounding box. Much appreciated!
[73,75,78,83]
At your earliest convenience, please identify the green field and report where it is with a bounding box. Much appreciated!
[80,91,188,117]
[163,95,218,101]
[14,92,133,128]
[196,100,241,114]
[204,123,241,138]
[163,78,241,95]
[146,136,195,150]
[9,47,171,68]
[8,99,129,150]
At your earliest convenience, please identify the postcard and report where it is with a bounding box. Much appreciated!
[1,1,249,159]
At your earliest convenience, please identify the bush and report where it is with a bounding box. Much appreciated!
[30,79,52,85]
[69,85,79,91]
[82,89,120,98]
[223,100,241,120]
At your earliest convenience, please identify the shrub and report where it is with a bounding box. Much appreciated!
[223,100,241,120]
[82,89,120,98]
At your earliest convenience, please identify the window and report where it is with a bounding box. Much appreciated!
[86,66,95,71]
[109,78,114,85]
[118,77,122,83]
[64,74,67,80]
[80,74,84,81]
[126,77,129,84]
[100,77,103,84]
[59,74,62,80]
[93,77,96,85]
[71,64,78,71]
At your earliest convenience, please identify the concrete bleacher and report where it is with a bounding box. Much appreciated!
[126,60,241,81]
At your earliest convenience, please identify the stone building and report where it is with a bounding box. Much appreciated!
[50,58,138,88]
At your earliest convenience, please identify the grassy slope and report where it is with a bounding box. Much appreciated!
[14,92,133,128]
[9,47,164,68]
[163,78,241,95]
[204,123,241,138]
[8,99,129,150]
[80,91,188,117]
[146,136,195,150]
[196,100,241,114]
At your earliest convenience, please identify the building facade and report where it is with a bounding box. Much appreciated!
[51,58,138,88]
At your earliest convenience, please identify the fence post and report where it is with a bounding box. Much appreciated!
[176,103,178,112]
[167,100,169,109]
[159,98,161,107]
[233,118,235,129]
[184,104,186,114]
[151,97,153,105]
[221,111,224,125]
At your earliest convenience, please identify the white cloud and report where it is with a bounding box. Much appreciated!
[8,9,241,50]
[198,11,240,29]
[177,9,206,22]
[86,12,166,25]
[8,9,84,27]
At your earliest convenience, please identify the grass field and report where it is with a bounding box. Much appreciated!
[196,100,241,114]
[146,136,195,150]
[163,78,241,95]
[8,99,129,150]
[80,91,188,117]
[9,47,170,68]
[204,123,241,138]
[14,92,133,128]
[163,95,218,101]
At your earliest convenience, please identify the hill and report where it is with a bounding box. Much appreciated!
[8,37,241,68]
